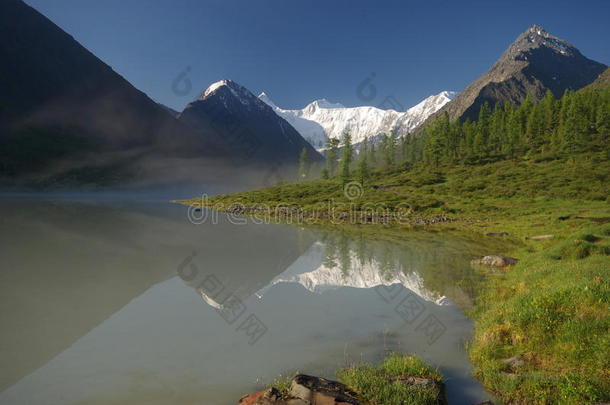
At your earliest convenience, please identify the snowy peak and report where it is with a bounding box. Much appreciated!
[179,80,323,163]
[198,79,259,107]
[306,98,345,110]
[407,91,457,114]
[405,91,458,119]
[259,90,457,149]
[200,79,230,99]
[257,91,277,108]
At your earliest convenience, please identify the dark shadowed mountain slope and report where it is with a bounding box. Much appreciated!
[178,80,323,164]
[433,25,607,122]
[585,67,610,90]
[157,103,180,118]
[0,0,223,185]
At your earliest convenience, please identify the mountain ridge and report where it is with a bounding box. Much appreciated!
[259,91,457,149]
[178,80,323,164]
[429,24,607,123]
[0,0,225,187]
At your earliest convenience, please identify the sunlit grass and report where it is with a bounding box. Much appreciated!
[337,354,443,405]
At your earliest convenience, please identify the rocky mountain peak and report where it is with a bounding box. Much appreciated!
[425,25,606,122]
[198,79,255,104]
[179,80,323,164]
[503,24,579,62]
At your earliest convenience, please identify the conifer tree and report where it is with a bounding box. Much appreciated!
[369,142,377,167]
[357,147,370,185]
[325,138,340,177]
[340,131,353,184]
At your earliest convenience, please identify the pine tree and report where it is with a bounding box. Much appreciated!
[595,92,610,138]
[541,90,557,143]
[369,142,377,167]
[424,125,444,167]
[325,138,340,177]
[488,103,505,155]
[340,131,353,184]
[417,86,607,166]
[357,147,370,185]
[380,131,397,169]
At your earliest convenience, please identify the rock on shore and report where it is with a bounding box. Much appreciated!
[471,255,519,267]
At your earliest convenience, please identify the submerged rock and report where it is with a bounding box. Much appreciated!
[471,255,519,267]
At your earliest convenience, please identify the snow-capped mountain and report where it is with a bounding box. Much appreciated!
[258,91,457,149]
[178,80,322,164]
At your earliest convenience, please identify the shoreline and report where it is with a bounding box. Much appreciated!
[177,195,610,404]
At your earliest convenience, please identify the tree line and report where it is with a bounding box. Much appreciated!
[422,87,610,166]
[296,85,609,183]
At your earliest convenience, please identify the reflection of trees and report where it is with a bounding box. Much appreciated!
[378,244,397,280]
[315,228,514,309]
[321,232,338,269]
[355,234,367,267]
[337,234,351,278]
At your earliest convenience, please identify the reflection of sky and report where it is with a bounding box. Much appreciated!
[0,274,488,405]
[0,200,493,405]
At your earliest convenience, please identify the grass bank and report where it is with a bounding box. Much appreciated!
[268,354,444,405]
[180,152,609,404]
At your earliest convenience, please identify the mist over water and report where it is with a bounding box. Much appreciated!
[0,196,503,405]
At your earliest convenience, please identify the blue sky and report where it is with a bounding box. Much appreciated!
[25,0,610,111]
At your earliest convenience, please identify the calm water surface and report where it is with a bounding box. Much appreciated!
[0,196,504,405]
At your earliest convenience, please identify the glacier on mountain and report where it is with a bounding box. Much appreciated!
[259,91,457,149]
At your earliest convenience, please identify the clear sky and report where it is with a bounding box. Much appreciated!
[25,0,610,112]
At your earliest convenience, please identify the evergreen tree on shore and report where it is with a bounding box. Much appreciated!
[420,86,609,166]
[340,131,353,184]
[325,138,340,177]
[357,137,370,185]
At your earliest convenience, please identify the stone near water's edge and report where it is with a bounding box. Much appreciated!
[289,374,361,405]
[238,375,362,404]
[238,387,306,405]
[485,232,509,237]
[502,354,526,371]
[390,375,447,405]
[526,234,554,240]
[471,255,519,267]
[238,373,453,405]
